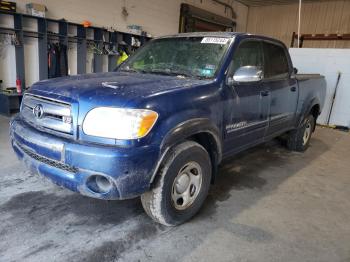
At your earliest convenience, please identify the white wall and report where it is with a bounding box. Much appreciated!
[0,0,247,88]
[290,48,350,128]
[0,14,16,89]
[13,0,248,36]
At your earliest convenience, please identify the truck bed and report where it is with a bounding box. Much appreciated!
[295,74,324,81]
[295,73,327,125]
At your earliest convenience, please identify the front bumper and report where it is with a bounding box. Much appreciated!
[9,116,160,200]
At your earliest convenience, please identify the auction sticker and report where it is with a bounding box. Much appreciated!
[201,37,229,44]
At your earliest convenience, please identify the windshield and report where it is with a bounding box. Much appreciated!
[119,36,232,79]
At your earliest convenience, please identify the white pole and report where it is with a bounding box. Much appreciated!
[297,0,302,48]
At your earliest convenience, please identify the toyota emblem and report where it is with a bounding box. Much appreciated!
[33,104,44,119]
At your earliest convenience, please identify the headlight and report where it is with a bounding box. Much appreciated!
[82,107,158,140]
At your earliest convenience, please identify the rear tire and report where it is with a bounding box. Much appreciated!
[141,141,211,226]
[286,114,315,152]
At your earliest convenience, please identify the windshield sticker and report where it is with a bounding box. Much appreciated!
[205,64,216,70]
[200,69,214,76]
[201,37,229,45]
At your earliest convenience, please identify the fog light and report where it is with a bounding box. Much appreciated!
[96,176,112,192]
[87,175,113,194]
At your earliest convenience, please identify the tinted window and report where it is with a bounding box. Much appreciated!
[230,40,263,76]
[263,42,289,78]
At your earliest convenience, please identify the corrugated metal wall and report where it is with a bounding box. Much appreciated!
[246,0,350,48]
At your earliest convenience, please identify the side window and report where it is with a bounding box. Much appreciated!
[263,42,290,78]
[229,40,263,76]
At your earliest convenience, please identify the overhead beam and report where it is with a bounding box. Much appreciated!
[237,0,335,7]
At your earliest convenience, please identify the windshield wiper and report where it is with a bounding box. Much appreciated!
[150,64,210,80]
[119,68,162,75]
[140,68,194,78]
[121,66,209,80]
[119,68,141,73]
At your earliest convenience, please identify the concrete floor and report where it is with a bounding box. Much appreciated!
[1,115,350,262]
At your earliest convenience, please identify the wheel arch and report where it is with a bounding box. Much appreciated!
[298,98,321,128]
[150,118,222,185]
[309,104,320,131]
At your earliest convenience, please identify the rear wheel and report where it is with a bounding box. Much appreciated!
[286,114,315,152]
[141,141,211,226]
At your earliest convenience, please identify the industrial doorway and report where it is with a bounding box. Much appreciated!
[179,3,236,33]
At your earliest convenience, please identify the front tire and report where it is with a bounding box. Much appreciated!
[286,114,315,152]
[141,141,211,226]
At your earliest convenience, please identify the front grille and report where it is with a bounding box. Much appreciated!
[18,143,78,174]
[21,94,73,135]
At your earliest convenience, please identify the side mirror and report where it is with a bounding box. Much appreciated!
[293,67,298,74]
[227,66,263,85]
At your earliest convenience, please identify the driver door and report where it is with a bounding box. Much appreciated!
[223,39,270,155]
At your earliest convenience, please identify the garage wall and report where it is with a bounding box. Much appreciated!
[247,0,350,48]
[290,48,350,128]
[12,0,248,36]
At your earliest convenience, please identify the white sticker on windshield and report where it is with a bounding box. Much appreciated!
[201,37,229,45]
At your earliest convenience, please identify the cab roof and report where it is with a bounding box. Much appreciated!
[155,32,287,48]
[156,32,243,39]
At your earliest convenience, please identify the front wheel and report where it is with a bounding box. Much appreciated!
[141,141,212,226]
[286,114,315,152]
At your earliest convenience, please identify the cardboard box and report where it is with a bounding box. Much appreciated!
[26,3,47,17]
[127,25,142,35]
[0,1,16,13]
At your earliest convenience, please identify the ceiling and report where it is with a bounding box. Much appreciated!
[235,0,338,7]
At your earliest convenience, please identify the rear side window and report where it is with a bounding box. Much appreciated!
[263,42,290,78]
[230,40,263,76]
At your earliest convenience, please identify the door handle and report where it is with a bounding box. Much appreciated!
[290,86,297,92]
[260,90,270,97]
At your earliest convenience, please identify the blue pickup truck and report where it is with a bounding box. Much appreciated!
[10,32,326,226]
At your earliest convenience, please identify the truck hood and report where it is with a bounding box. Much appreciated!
[29,71,212,107]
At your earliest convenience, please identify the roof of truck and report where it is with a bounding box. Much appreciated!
[156,32,244,39]
[155,32,287,48]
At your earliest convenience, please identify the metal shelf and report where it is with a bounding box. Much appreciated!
[0,10,152,88]
[291,32,350,47]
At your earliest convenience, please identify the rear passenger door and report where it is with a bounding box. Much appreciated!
[262,41,298,137]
